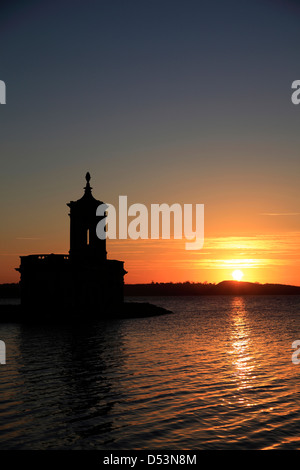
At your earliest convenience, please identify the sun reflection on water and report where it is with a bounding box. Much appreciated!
[229,297,256,402]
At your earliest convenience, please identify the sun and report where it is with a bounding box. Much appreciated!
[232,269,244,281]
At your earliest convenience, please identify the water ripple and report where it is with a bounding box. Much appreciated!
[0,295,300,449]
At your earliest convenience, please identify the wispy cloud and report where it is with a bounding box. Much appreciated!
[260,213,300,216]
[15,237,42,240]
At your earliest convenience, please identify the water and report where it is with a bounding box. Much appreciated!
[0,295,300,450]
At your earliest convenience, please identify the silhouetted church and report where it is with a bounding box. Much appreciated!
[16,173,126,315]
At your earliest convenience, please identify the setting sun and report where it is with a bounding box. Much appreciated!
[232,269,244,281]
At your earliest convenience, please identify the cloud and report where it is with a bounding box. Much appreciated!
[260,213,300,216]
[15,237,42,240]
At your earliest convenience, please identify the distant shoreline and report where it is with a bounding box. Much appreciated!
[124,281,300,296]
[1,281,300,299]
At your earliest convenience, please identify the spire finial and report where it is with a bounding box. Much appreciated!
[84,172,92,194]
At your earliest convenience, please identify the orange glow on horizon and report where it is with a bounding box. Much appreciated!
[1,230,300,287]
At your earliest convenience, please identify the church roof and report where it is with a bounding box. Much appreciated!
[67,172,105,208]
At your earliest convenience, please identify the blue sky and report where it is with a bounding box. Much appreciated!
[0,0,299,283]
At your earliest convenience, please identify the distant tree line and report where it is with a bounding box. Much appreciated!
[1,281,300,298]
[124,281,300,296]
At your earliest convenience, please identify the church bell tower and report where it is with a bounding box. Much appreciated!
[67,172,107,264]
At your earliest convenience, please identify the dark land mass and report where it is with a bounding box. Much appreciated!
[124,281,300,296]
[0,284,172,323]
[1,281,299,323]
[0,283,20,298]
[1,281,300,299]
[0,301,172,324]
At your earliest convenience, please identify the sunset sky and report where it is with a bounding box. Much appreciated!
[0,0,299,285]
